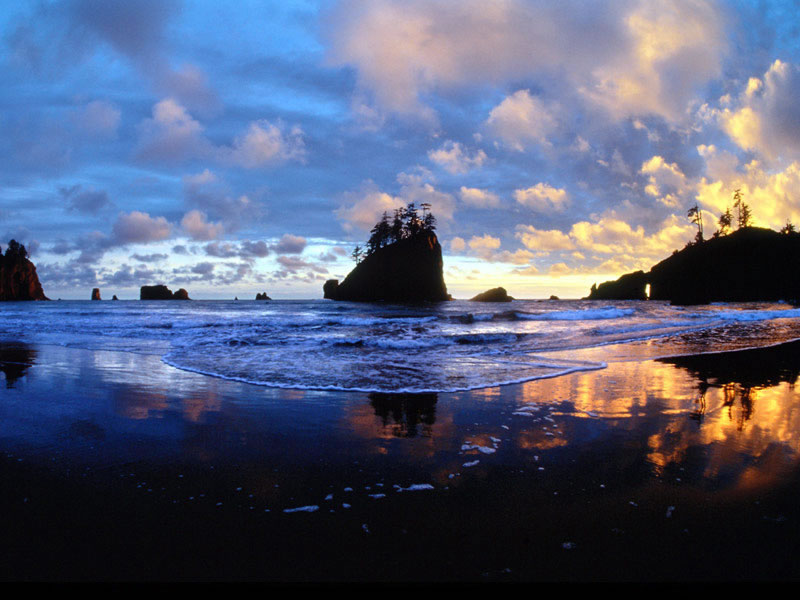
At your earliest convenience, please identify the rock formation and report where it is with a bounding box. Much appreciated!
[549,295,560,300]
[91,288,101,301]
[140,285,191,300]
[323,279,339,299]
[112,295,119,301]
[470,287,514,302]
[325,233,449,302]
[255,292,271,300]
[587,271,648,301]
[587,227,800,304]
[0,240,48,301]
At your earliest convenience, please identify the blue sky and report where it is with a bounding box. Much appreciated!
[2,0,800,299]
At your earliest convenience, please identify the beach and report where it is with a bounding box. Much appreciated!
[2,337,800,581]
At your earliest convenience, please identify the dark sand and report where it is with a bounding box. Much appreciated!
[1,340,800,581]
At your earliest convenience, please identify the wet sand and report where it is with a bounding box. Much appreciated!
[1,340,800,581]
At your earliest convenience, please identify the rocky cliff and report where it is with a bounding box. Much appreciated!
[324,233,449,302]
[0,240,48,301]
[587,227,800,304]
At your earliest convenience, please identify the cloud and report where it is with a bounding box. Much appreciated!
[6,0,219,114]
[220,120,307,168]
[273,234,307,254]
[516,226,575,251]
[717,60,800,161]
[111,211,171,244]
[459,186,500,208]
[486,90,557,150]
[72,100,121,139]
[428,141,487,174]
[59,184,112,213]
[136,98,210,163]
[324,0,726,123]
[514,183,569,212]
[181,210,225,241]
[137,100,307,168]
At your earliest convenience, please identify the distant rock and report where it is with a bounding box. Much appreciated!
[0,240,48,301]
[586,227,800,304]
[324,233,449,302]
[140,285,191,300]
[91,288,101,301]
[549,295,560,300]
[470,287,513,302]
[112,295,119,301]
[255,292,271,300]
[323,279,339,299]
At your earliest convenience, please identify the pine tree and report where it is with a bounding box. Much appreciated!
[687,205,704,243]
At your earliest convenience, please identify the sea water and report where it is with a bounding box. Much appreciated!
[2,298,800,393]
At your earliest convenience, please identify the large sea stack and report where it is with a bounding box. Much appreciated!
[0,240,48,301]
[140,285,191,300]
[325,233,449,302]
[587,227,800,304]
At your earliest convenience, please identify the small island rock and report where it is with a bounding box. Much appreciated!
[470,287,514,302]
[255,292,272,300]
[91,288,101,301]
[140,285,191,300]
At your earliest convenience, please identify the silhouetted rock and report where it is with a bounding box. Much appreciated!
[549,295,560,300]
[586,228,800,304]
[325,233,449,302]
[470,287,513,302]
[91,288,101,301]
[140,285,191,300]
[323,279,339,299]
[587,271,648,300]
[0,240,48,301]
[112,295,119,301]
[255,292,271,300]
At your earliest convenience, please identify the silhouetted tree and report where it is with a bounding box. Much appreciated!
[351,244,364,264]
[714,207,733,237]
[687,204,704,243]
[4,239,27,261]
[733,189,752,229]
[781,220,796,234]
[361,203,438,257]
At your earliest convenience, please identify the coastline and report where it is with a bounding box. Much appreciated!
[2,340,800,581]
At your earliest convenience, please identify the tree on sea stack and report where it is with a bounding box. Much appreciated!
[327,202,449,303]
[733,189,752,229]
[687,205,704,244]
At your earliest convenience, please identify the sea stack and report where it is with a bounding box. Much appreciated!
[326,233,449,302]
[91,288,101,301]
[140,285,191,300]
[470,287,513,302]
[255,292,271,300]
[0,240,48,301]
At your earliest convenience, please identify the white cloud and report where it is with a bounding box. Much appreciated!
[221,120,307,168]
[486,90,557,150]
[428,141,487,174]
[325,0,726,124]
[459,186,500,208]
[514,183,569,212]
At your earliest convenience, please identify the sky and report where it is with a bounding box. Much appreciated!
[2,0,800,299]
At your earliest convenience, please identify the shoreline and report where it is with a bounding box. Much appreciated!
[2,339,800,581]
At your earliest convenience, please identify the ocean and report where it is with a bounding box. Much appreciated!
[3,298,800,393]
